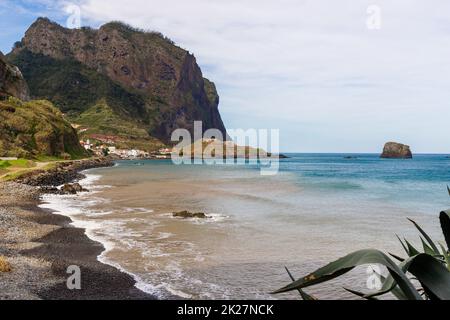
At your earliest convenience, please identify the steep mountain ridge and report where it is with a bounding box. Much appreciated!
[8,18,227,146]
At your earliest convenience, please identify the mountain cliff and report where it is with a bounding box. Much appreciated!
[8,18,227,148]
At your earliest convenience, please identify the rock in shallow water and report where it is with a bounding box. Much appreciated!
[60,183,88,195]
[173,211,209,219]
[380,142,413,159]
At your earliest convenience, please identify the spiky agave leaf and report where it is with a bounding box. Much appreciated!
[284,267,317,300]
[361,250,450,300]
[438,243,450,271]
[440,210,450,250]
[272,249,422,300]
[407,218,439,254]
[346,267,407,300]
[371,267,408,300]
[396,235,409,256]
[389,252,405,262]
[407,253,450,300]
[333,253,450,300]
[363,255,417,299]
[343,288,378,300]
[404,239,420,256]
[420,237,437,256]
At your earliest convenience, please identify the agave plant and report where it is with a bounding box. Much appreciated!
[274,187,450,300]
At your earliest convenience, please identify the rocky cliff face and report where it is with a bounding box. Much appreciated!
[8,18,227,145]
[0,52,30,101]
[381,142,413,159]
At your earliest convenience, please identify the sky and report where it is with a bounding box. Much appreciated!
[1,0,449,153]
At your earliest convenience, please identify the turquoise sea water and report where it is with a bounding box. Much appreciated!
[41,153,450,299]
[280,153,450,213]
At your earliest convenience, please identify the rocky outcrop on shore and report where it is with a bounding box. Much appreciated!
[41,183,89,195]
[380,142,413,159]
[14,158,114,187]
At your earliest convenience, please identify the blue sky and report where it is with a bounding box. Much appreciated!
[1,0,450,153]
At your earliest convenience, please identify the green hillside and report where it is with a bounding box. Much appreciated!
[73,100,164,151]
[0,97,87,159]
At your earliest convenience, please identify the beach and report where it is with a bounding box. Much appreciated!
[35,155,448,300]
[0,159,153,300]
[1,154,448,300]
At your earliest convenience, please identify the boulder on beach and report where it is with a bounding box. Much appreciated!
[173,211,209,219]
[60,183,87,194]
[380,142,412,159]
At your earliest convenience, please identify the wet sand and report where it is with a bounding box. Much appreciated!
[0,177,154,300]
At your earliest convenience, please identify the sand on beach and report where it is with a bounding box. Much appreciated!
[0,180,154,300]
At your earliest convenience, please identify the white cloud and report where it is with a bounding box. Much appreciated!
[30,1,450,151]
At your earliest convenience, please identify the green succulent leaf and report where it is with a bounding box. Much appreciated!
[348,268,408,300]
[389,252,405,262]
[284,267,317,300]
[407,254,450,300]
[404,239,420,256]
[374,268,408,300]
[363,256,416,299]
[420,237,437,256]
[407,218,439,253]
[440,210,450,250]
[344,288,378,300]
[438,243,450,271]
[272,249,422,300]
[366,253,450,300]
[396,235,409,256]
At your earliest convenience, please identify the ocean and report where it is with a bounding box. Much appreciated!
[40,154,450,299]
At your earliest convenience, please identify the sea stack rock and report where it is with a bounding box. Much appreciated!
[380,142,412,159]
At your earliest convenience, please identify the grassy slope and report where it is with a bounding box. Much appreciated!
[0,97,87,159]
[0,159,35,177]
[0,159,35,169]
[72,100,165,151]
[0,160,59,182]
